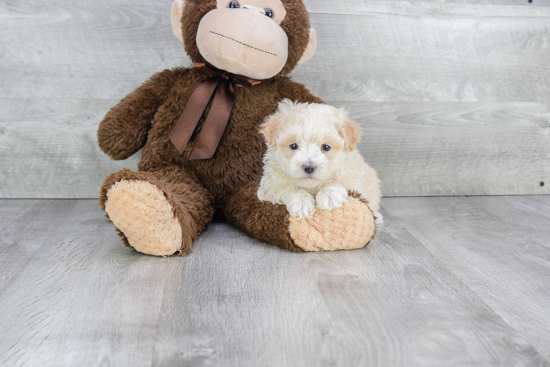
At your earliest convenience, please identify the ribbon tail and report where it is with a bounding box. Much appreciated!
[189,80,235,160]
[170,77,221,155]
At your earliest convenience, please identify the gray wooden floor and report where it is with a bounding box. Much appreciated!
[1,196,550,367]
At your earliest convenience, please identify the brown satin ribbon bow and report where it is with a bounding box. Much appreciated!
[169,62,261,160]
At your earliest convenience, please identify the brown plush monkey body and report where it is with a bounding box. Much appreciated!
[98,0,376,256]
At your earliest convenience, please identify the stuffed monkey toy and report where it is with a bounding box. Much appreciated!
[98,0,376,256]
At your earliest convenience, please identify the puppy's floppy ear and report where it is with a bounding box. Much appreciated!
[339,118,361,151]
[171,0,185,42]
[260,115,282,147]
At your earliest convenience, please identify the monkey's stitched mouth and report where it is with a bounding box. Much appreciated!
[209,31,278,57]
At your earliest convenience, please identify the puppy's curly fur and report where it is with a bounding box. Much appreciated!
[258,100,382,220]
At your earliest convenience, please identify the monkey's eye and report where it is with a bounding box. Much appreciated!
[322,144,331,152]
[229,1,240,8]
[264,9,274,18]
[290,143,299,150]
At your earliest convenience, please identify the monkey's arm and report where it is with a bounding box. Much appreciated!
[98,68,186,160]
[277,77,325,104]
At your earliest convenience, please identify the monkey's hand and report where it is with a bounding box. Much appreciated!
[98,69,182,160]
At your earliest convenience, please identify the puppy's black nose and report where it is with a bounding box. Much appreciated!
[304,165,316,174]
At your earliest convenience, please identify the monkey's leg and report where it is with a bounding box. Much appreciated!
[224,181,377,252]
[100,167,214,256]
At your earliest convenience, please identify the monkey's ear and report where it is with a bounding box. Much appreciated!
[171,0,185,42]
[298,28,317,65]
[339,119,362,151]
[260,115,283,147]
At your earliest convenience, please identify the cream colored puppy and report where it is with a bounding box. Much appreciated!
[257,99,382,221]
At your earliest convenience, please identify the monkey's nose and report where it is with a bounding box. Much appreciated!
[304,165,316,174]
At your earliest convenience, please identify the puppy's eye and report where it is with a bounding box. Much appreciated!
[290,143,299,150]
[229,1,240,8]
[322,144,331,152]
[265,9,274,18]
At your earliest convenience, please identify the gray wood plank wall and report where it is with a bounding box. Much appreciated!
[0,0,549,198]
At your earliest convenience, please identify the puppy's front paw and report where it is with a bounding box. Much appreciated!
[316,186,349,210]
[286,194,316,219]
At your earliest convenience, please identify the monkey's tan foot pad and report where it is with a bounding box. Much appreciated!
[288,197,376,252]
[105,180,182,256]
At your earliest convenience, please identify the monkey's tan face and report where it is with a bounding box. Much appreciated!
[196,0,289,80]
